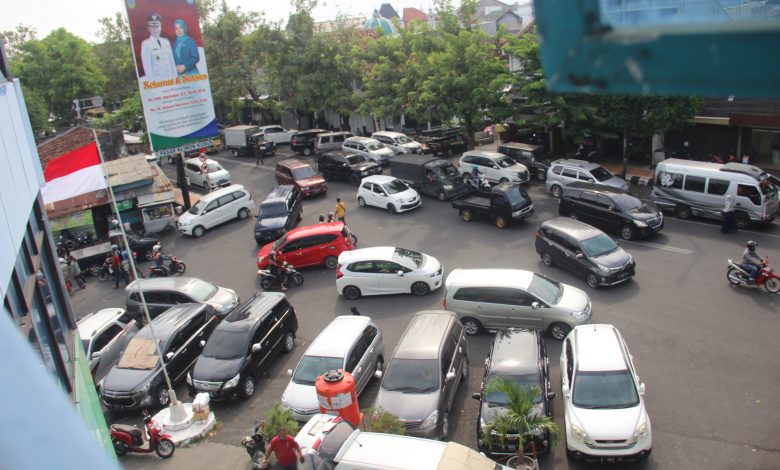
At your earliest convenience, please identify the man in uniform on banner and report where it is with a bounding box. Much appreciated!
[141,12,177,81]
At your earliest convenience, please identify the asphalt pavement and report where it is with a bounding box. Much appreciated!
[70,144,780,470]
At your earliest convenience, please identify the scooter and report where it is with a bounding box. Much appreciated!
[149,255,187,277]
[110,410,175,459]
[97,255,115,281]
[258,262,304,290]
[463,170,491,193]
[726,259,780,293]
[241,421,270,470]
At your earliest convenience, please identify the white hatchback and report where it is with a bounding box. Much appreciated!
[356,175,421,214]
[336,246,443,300]
[184,157,232,190]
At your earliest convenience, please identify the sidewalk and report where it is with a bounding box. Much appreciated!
[120,440,249,470]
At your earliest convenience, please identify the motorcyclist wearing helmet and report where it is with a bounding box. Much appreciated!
[152,244,164,269]
[741,241,765,282]
[268,251,288,291]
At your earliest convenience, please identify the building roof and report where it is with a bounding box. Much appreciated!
[363,9,398,35]
[36,126,110,168]
[403,7,428,26]
[379,3,399,19]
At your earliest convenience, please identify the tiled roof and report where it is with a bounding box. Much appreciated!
[403,7,428,24]
[36,126,110,168]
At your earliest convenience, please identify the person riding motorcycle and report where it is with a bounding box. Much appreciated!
[741,240,765,282]
[268,251,288,291]
[152,244,164,269]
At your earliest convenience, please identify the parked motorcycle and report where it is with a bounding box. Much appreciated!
[149,255,187,277]
[110,410,175,459]
[97,256,115,282]
[257,262,304,290]
[726,259,780,293]
[74,231,95,247]
[241,421,270,470]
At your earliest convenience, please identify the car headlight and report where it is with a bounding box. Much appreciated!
[635,422,648,439]
[224,373,241,389]
[598,265,611,274]
[186,372,192,385]
[571,424,593,445]
[571,310,589,320]
[635,220,648,227]
[302,186,310,191]
[179,220,191,227]
[421,410,438,429]
[136,382,151,394]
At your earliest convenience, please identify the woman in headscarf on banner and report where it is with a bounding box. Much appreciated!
[173,19,199,77]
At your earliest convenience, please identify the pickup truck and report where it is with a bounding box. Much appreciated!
[417,126,468,157]
[389,154,469,201]
[72,232,160,275]
[451,182,534,228]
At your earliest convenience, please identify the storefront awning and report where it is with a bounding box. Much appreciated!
[137,191,176,208]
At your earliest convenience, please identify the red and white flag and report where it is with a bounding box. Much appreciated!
[41,142,106,204]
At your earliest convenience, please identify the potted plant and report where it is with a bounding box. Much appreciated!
[361,407,405,435]
[480,379,560,470]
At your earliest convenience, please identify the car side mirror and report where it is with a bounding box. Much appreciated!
[446,371,456,382]
[165,352,174,361]
[575,252,584,259]
[287,369,293,376]
[374,370,383,380]
[90,350,102,360]
[639,383,646,395]
[199,340,205,347]
[252,343,262,353]
[547,391,557,400]
[396,270,404,277]
[531,301,540,309]
[472,392,481,400]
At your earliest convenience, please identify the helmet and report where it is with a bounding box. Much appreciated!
[58,258,66,264]
[747,240,757,251]
[111,244,119,251]
[153,244,161,252]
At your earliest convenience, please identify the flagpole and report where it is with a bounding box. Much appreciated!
[91,127,184,419]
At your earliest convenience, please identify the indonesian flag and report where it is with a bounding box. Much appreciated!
[41,142,106,204]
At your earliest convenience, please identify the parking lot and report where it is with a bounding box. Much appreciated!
[71,144,780,469]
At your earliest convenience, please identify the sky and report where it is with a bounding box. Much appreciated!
[1,0,439,43]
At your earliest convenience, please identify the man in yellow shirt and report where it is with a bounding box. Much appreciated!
[335,197,346,223]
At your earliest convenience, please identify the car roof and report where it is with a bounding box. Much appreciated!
[540,217,606,240]
[305,315,376,357]
[277,158,311,169]
[445,268,534,290]
[371,131,404,138]
[259,124,284,130]
[345,136,378,143]
[394,311,456,359]
[462,150,507,160]
[135,303,208,341]
[285,222,345,239]
[551,158,599,170]
[218,292,285,332]
[322,150,361,159]
[187,157,220,165]
[361,175,397,184]
[293,129,327,136]
[338,246,403,263]
[263,185,296,203]
[126,276,214,294]
[195,184,245,201]
[77,308,127,338]
[499,142,542,151]
[564,181,630,196]
[572,324,629,372]
[489,329,541,375]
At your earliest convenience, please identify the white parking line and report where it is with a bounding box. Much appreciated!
[622,239,693,254]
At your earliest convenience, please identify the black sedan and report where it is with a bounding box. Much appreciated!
[127,233,162,261]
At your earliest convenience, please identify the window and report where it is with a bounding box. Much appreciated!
[737,184,761,205]
[374,261,404,274]
[349,261,375,273]
[91,324,122,355]
[345,337,369,372]
[441,334,456,376]
[707,179,730,195]
[562,168,578,178]
[204,201,219,213]
[656,171,683,189]
[333,135,346,144]
[577,171,593,181]
[551,166,562,175]
[564,339,573,382]
[145,292,171,304]
[217,194,234,206]
[232,190,246,200]
[684,175,706,193]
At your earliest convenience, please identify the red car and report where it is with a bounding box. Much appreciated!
[275,158,327,197]
[257,222,355,270]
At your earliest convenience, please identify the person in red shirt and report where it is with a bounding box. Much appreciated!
[264,427,305,470]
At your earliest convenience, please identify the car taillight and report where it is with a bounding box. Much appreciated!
[336,265,343,279]
[312,437,322,451]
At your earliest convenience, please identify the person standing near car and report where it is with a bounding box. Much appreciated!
[67,254,86,289]
[264,427,305,470]
[721,194,737,234]
[335,197,347,223]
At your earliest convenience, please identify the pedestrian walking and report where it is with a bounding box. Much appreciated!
[263,427,305,470]
[720,194,737,234]
[335,197,347,223]
[68,255,86,289]
[255,141,264,166]
[58,258,72,293]
[111,246,129,288]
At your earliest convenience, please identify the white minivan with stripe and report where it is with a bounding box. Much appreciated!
[177,184,255,237]
[651,159,778,228]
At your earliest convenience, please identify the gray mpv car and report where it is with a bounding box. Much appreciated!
[125,277,239,321]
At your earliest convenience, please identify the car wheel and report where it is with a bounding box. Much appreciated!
[674,204,692,220]
[494,215,508,229]
[283,331,295,353]
[192,225,206,238]
[551,185,563,198]
[461,317,482,336]
[437,192,447,202]
[542,252,554,267]
[241,375,256,400]
[358,196,367,207]
[349,174,361,186]
[620,225,635,241]
[343,285,361,300]
[461,209,474,222]
[568,213,578,221]
[440,412,450,440]
[586,272,600,289]
[324,255,338,269]
[549,322,571,341]
[411,281,430,296]
[238,208,249,220]
[734,211,751,229]
[322,171,333,181]
[388,204,397,214]
[303,147,312,156]
[537,169,546,181]
[155,386,170,407]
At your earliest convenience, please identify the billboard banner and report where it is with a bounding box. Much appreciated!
[125,0,218,156]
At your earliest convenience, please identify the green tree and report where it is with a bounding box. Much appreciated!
[1,24,37,58]
[94,13,136,107]
[361,408,405,435]
[480,379,559,467]
[259,402,300,443]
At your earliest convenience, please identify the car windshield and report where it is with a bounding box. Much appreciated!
[590,166,614,182]
[759,176,778,199]
[527,273,562,304]
[292,166,317,180]
[317,420,357,464]
[366,141,386,151]
[258,202,287,218]
[496,157,517,168]
[392,247,424,268]
[345,155,367,165]
[581,234,619,258]
[206,162,223,172]
[184,279,218,302]
[612,194,644,212]
[271,234,288,250]
[505,186,531,207]
[486,374,543,405]
[396,135,412,144]
[382,179,409,194]
[292,356,344,385]
[572,370,639,409]
[202,330,248,359]
[381,358,439,393]
[188,200,206,215]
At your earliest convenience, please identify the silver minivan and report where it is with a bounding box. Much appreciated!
[373,310,468,440]
[282,315,384,422]
[443,269,592,341]
[343,136,395,165]
[125,277,239,321]
[546,159,628,198]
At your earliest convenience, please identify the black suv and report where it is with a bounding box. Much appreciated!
[559,182,663,240]
[318,150,382,186]
[290,129,327,156]
[253,185,303,245]
[535,217,636,289]
[188,292,298,400]
[473,329,556,457]
[100,303,218,410]
[497,142,551,182]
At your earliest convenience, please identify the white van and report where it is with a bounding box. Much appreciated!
[184,157,231,190]
[177,184,254,238]
[652,159,778,228]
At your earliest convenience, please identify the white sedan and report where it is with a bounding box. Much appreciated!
[356,175,421,214]
[259,125,297,145]
[336,246,443,300]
